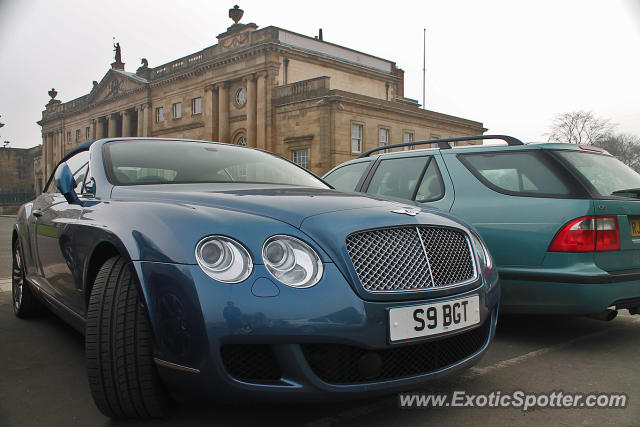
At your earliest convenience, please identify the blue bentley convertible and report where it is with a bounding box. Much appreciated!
[11,138,499,418]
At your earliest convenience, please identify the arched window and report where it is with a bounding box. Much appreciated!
[236,136,247,146]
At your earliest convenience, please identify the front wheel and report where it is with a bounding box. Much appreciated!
[12,239,43,318]
[86,256,170,418]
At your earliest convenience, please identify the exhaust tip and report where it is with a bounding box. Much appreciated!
[587,309,618,321]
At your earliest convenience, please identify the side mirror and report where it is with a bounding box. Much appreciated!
[54,163,81,205]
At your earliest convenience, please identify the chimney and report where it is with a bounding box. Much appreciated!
[318,28,323,41]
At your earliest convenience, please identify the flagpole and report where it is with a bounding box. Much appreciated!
[422,28,426,109]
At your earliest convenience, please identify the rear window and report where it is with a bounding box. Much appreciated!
[459,151,573,197]
[556,151,640,197]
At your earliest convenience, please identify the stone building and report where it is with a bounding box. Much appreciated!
[0,145,39,213]
[36,5,484,190]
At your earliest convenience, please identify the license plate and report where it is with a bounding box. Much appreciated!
[389,295,480,342]
[631,218,640,237]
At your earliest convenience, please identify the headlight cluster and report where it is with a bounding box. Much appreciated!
[262,235,323,288]
[470,233,493,271]
[195,236,253,283]
[195,235,323,288]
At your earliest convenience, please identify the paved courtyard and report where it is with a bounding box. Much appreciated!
[0,216,638,426]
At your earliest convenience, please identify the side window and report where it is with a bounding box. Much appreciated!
[415,159,444,202]
[73,163,88,192]
[324,161,370,192]
[44,150,90,194]
[459,151,571,196]
[366,156,428,200]
[82,164,94,195]
[45,166,61,194]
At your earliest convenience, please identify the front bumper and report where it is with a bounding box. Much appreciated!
[132,261,500,401]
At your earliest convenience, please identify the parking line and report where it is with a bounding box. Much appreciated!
[461,328,610,380]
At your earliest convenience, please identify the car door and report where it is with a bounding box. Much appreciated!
[360,153,455,211]
[441,148,592,267]
[33,150,90,313]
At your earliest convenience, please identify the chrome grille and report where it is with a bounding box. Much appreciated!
[345,226,476,292]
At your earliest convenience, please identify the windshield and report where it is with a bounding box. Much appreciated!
[104,140,328,188]
[556,151,640,197]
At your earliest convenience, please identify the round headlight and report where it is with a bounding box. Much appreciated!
[195,236,253,283]
[262,235,323,288]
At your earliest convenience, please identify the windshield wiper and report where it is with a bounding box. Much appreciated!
[612,188,640,198]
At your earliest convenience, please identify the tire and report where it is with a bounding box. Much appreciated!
[86,256,170,418]
[12,239,43,318]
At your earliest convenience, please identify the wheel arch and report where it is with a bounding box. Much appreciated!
[83,234,137,309]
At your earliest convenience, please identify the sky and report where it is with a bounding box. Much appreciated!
[0,0,639,149]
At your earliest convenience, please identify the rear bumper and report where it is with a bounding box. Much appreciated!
[500,268,640,314]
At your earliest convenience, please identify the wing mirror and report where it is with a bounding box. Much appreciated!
[54,163,81,205]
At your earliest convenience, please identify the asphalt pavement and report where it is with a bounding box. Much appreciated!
[0,216,638,426]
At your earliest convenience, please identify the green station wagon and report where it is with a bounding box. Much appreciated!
[323,135,640,318]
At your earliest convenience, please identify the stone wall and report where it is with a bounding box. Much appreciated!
[0,146,37,206]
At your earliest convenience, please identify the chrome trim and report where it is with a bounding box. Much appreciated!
[153,358,200,374]
[346,226,479,294]
[416,226,436,287]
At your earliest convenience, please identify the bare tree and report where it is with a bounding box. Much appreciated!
[594,133,640,172]
[545,111,616,145]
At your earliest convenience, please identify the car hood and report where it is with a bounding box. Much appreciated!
[110,183,412,228]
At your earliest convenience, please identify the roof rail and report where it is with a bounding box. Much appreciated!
[357,134,524,158]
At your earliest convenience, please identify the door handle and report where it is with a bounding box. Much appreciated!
[33,209,43,218]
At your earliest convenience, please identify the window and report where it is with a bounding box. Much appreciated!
[235,88,247,107]
[172,102,182,119]
[415,159,444,202]
[192,97,202,115]
[46,150,90,193]
[556,151,640,197]
[82,163,94,194]
[324,161,371,192]
[379,128,390,153]
[292,149,309,170]
[66,131,71,144]
[236,136,247,146]
[366,156,429,200]
[459,152,573,196]
[155,107,164,123]
[403,132,414,151]
[351,124,363,153]
[85,127,90,139]
[75,129,81,142]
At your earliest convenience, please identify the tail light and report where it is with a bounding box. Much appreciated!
[549,216,620,252]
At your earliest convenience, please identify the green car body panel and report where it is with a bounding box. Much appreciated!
[324,142,640,314]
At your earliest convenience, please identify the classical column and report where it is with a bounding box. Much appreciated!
[203,85,218,141]
[256,72,267,150]
[46,133,53,175]
[41,133,48,179]
[122,110,132,137]
[245,75,257,146]
[89,120,95,140]
[137,106,144,137]
[143,103,151,137]
[55,130,61,162]
[217,82,230,143]
[96,117,105,139]
[108,113,118,137]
